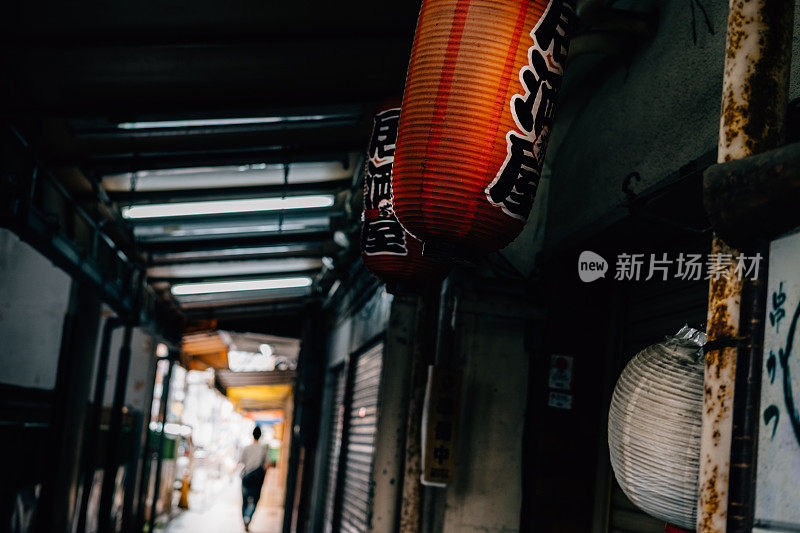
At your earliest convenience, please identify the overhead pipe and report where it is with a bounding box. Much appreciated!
[697,2,794,532]
[567,0,658,67]
[704,142,800,249]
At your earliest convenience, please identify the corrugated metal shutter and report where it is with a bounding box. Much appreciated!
[608,274,708,533]
[338,343,383,533]
[322,367,347,533]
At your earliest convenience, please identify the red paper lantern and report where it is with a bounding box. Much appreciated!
[361,103,451,288]
[393,0,576,257]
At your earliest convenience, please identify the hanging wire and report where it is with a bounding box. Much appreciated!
[689,0,714,45]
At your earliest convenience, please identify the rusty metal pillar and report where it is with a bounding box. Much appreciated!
[697,2,794,532]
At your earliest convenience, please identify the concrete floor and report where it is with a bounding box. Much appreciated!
[159,469,284,533]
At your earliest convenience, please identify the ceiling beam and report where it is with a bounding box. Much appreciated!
[177,289,313,309]
[110,179,350,205]
[148,241,329,265]
[185,299,308,319]
[148,267,321,284]
[215,370,296,389]
[139,230,334,253]
[70,118,365,156]
[74,146,358,175]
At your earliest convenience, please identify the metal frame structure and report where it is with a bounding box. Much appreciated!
[1,125,139,317]
[146,355,176,533]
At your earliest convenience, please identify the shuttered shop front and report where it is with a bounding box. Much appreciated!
[337,343,383,532]
[322,366,347,533]
[320,342,384,532]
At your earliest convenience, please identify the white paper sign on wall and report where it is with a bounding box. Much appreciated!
[755,229,800,531]
[548,354,574,391]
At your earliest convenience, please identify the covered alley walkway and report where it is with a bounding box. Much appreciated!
[3,1,800,532]
[157,467,284,533]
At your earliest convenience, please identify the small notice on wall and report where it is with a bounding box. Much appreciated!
[754,229,800,530]
[547,354,574,410]
[548,354,574,390]
[421,365,462,487]
[548,391,573,410]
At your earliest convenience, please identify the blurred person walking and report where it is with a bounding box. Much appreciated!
[239,426,268,531]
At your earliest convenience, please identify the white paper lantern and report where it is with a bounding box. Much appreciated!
[608,326,706,530]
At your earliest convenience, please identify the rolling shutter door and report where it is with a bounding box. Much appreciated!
[322,367,347,533]
[338,343,383,533]
[608,275,708,533]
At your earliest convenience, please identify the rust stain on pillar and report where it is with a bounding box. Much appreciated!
[698,236,742,533]
[718,0,792,163]
[698,0,794,531]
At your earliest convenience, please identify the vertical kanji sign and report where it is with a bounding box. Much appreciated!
[360,104,452,287]
[421,366,462,486]
[486,0,575,220]
[362,107,407,256]
[754,229,800,530]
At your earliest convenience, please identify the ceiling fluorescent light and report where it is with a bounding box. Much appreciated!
[147,258,322,279]
[117,114,339,130]
[122,194,334,219]
[171,276,312,296]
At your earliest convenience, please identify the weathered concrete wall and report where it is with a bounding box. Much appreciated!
[502,0,800,268]
[440,296,528,533]
[0,228,72,390]
[327,287,393,369]
[545,0,726,249]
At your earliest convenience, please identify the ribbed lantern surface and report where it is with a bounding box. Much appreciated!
[393,0,576,257]
[361,105,451,288]
[608,326,706,530]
